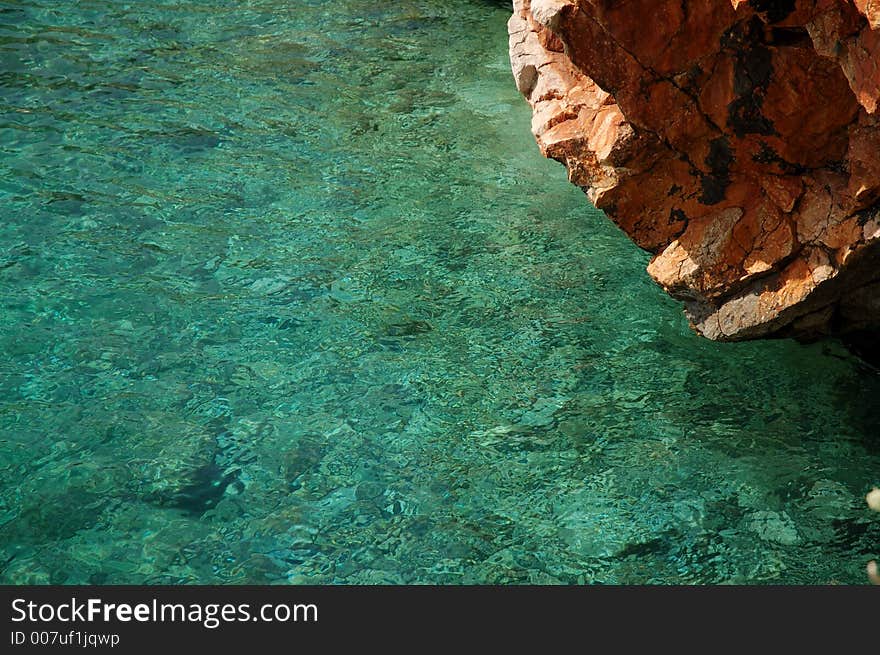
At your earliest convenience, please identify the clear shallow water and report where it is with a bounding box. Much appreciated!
[1,0,879,585]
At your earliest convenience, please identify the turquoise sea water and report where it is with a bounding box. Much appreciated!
[1,0,879,584]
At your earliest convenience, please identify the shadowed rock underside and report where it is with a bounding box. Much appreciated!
[509,0,880,343]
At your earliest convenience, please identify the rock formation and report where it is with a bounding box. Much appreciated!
[509,0,880,346]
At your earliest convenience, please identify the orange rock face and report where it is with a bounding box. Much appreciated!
[509,0,880,342]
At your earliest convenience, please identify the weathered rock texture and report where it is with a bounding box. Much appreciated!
[509,0,880,343]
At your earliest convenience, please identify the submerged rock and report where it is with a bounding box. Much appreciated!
[509,0,880,343]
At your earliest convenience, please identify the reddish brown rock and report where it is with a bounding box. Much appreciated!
[509,0,880,342]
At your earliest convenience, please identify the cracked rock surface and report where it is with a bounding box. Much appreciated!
[509,0,880,342]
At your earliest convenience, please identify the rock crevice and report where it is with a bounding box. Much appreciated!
[509,0,880,342]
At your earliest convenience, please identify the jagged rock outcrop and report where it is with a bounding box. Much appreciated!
[509,0,880,343]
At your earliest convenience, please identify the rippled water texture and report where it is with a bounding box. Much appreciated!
[2,0,880,584]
